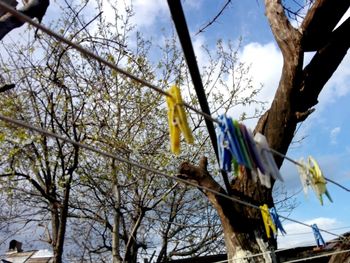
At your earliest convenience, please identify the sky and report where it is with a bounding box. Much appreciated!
[1,0,350,255]
[110,0,350,249]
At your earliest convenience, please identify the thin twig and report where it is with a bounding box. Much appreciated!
[195,0,232,35]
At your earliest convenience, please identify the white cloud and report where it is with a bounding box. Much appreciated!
[330,127,341,144]
[101,0,168,29]
[239,42,282,104]
[130,0,168,28]
[278,217,341,248]
[101,0,203,30]
[223,42,282,127]
[192,35,209,69]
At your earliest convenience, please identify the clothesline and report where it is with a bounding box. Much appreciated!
[270,148,350,192]
[0,114,345,241]
[1,1,349,194]
[283,248,350,263]
[210,248,350,263]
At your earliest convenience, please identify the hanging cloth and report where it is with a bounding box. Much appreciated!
[240,125,267,175]
[269,207,286,236]
[254,133,284,182]
[308,156,333,205]
[166,85,194,155]
[311,224,326,247]
[233,120,253,169]
[260,204,277,238]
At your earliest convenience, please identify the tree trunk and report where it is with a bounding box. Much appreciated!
[124,209,145,263]
[179,157,275,262]
[50,180,72,263]
[112,161,122,263]
[51,202,62,263]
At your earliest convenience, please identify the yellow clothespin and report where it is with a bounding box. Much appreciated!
[260,204,277,238]
[166,85,194,155]
[308,156,333,205]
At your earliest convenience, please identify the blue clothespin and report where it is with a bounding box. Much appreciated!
[223,117,245,166]
[269,207,286,236]
[216,124,233,172]
[312,224,326,247]
[217,115,245,172]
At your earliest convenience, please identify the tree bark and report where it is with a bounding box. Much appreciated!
[179,157,273,262]
[112,161,122,263]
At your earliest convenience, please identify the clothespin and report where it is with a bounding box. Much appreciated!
[297,158,312,196]
[216,123,233,171]
[311,224,326,247]
[260,204,277,238]
[233,121,252,169]
[257,169,271,188]
[238,125,271,187]
[166,85,194,155]
[269,207,286,236]
[308,156,333,205]
[217,115,246,172]
[254,133,284,182]
[222,116,245,165]
[240,125,267,175]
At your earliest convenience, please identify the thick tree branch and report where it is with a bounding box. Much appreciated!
[178,157,273,261]
[0,83,15,92]
[0,0,49,40]
[1,172,59,204]
[265,0,301,56]
[178,156,225,195]
[0,0,17,17]
[301,0,350,51]
[298,17,350,111]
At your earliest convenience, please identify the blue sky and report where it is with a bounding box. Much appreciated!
[111,0,350,248]
[2,0,350,252]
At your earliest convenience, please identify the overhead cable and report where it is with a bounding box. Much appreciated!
[283,248,350,263]
[167,0,219,159]
[167,0,232,194]
[211,248,350,263]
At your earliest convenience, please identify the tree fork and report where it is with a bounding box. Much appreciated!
[179,157,275,262]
